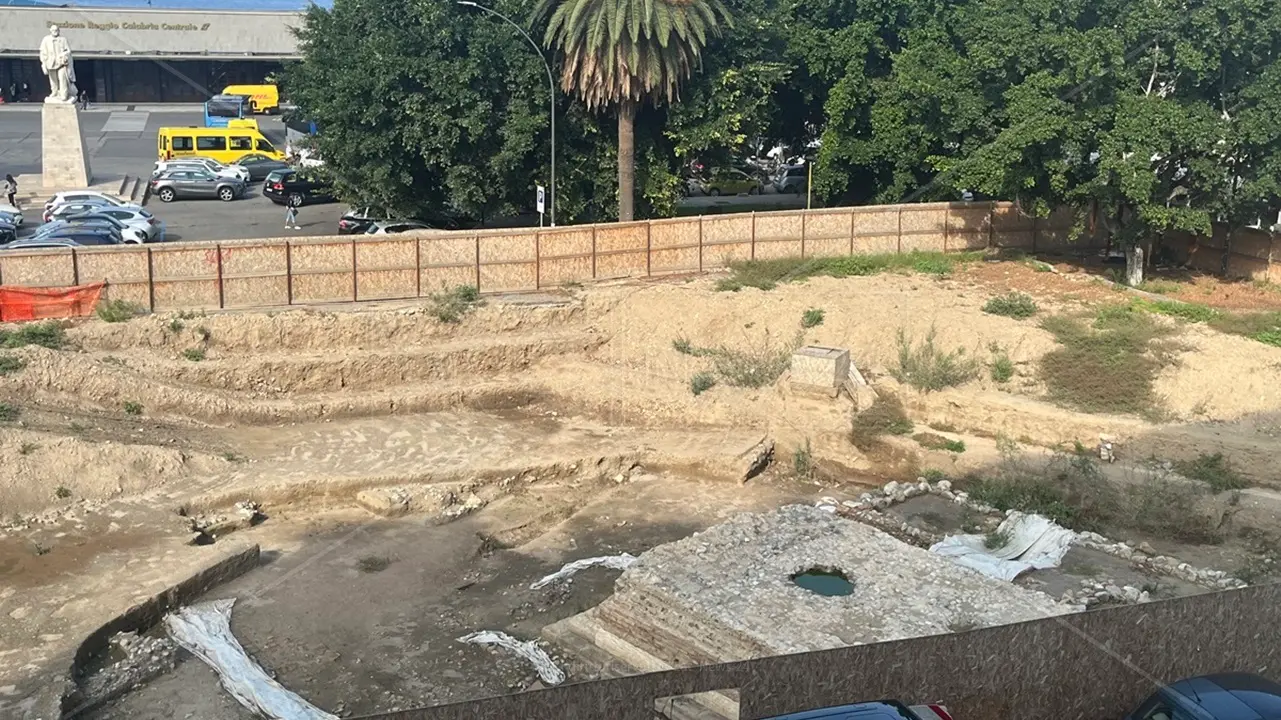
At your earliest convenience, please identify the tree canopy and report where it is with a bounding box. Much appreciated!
[287,0,1281,247]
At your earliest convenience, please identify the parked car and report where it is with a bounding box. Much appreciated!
[702,168,763,196]
[33,222,128,244]
[42,192,143,222]
[773,163,809,194]
[152,157,251,183]
[55,213,150,244]
[230,152,293,181]
[150,170,247,202]
[4,233,121,250]
[0,222,16,246]
[263,169,334,206]
[337,206,390,235]
[1125,673,1281,720]
[0,203,24,226]
[764,701,953,720]
[365,220,435,234]
[64,206,160,242]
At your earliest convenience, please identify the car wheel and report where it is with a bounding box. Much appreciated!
[708,188,721,197]
[748,186,761,195]
[218,187,235,202]
[288,193,305,207]
[158,188,176,203]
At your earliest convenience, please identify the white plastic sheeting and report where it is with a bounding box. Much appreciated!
[458,631,566,685]
[930,511,1076,582]
[529,553,638,589]
[164,599,337,720]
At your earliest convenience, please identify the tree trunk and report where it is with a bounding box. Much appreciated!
[617,100,636,222]
[1125,244,1145,286]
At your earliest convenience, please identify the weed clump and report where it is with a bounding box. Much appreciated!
[892,327,979,392]
[96,299,146,323]
[711,333,798,388]
[801,308,825,328]
[982,292,1038,319]
[0,321,65,350]
[123,401,143,416]
[429,285,482,323]
[1038,308,1177,416]
[0,355,24,376]
[690,371,716,396]
[850,394,914,451]
[990,349,1014,383]
[1174,452,1248,493]
[720,251,982,291]
[0,403,19,421]
[793,439,815,479]
[182,348,206,362]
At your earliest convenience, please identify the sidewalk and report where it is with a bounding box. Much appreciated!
[0,102,205,112]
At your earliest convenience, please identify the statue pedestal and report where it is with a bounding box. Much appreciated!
[41,102,92,189]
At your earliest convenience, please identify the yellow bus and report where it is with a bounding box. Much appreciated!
[222,84,280,114]
[157,126,286,164]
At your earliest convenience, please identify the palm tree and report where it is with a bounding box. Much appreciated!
[536,0,731,221]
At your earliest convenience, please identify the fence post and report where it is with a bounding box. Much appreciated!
[215,243,225,309]
[286,242,294,305]
[897,206,904,254]
[474,235,482,291]
[71,248,80,286]
[351,237,358,302]
[698,215,704,273]
[751,212,757,260]
[1032,216,1039,253]
[592,225,598,279]
[645,222,652,277]
[413,239,420,298]
[988,203,995,250]
[801,211,807,258]
[534,231,541,290]
[943,205,950,253]
[146,247,155,312]
[849,208,856,256]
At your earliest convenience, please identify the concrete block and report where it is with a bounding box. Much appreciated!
[356,488,411,518]
[790,345,850,395]
[41,103,92,188]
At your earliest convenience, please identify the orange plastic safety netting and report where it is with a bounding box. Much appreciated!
[0,283,106,322]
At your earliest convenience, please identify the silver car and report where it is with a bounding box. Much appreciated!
[150,170,247,202]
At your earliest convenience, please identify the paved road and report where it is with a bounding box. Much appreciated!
[0,105,805,242]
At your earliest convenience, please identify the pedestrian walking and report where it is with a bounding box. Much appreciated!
[20,82,29,102]
[284,200,300,230]
[78,90,88,110]
[3,174,17,209]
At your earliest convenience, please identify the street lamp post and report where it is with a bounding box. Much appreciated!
[457,0,556,227]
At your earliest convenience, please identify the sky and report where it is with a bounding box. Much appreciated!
[0,0,332,8]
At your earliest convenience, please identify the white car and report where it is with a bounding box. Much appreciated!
[42,192,144,222]
[0,204,22,226]
[51,204,160,242]
[365,220,435,234]
[153,158,251,183]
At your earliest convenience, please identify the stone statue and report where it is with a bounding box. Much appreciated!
[39,25,77,104]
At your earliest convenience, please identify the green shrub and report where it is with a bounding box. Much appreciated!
[1174,452,1249,493]
[892,327,979,392]
[793,439,815,479]
[429,285,482,323]
[982,292,1038,319]
[850,395,914,451]
[690,371,716,396]
[0,355,24,376]
[96,299,146,323]
[182,348,206,362]
[801,308,825,328]
[123,401,143,416]
[0,321,66,350]
[1039,312,1175,416]
[718,251,984,291]
[990,350,1014,383]
[0,403,19,421]
[54,486,71,499]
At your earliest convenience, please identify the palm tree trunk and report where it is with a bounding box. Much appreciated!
[617,100,636,222]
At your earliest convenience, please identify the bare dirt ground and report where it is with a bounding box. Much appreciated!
[2,252,1280,719]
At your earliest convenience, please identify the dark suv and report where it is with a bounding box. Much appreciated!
[1126,673,1281,720]
[766,701,952,719]
[263,169,335,206]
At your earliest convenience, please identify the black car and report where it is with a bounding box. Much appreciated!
[1126,673,1281,720]
[263,169,335,206]
[4,233,121,250]
[337,206,390,235]
[231,153,293,181]
[0,223,16,246]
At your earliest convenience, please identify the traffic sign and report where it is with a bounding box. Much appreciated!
[536,185,546,214]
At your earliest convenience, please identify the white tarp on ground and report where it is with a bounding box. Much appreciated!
[458,631,566,685]
[929,511,1076,582]
[164,599,337,720]
[529,553,638,589]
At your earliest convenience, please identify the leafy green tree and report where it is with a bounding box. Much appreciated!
[535,0,733,221]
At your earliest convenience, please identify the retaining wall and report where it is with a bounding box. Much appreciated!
[361,583,1281,720]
